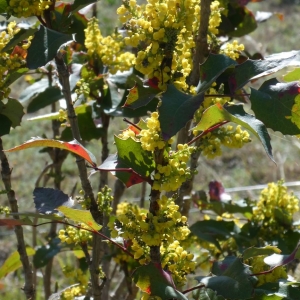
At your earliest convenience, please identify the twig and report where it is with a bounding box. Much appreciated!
[123,118,142,131]
[0,138,35,299]
[182,284,205,294]
[55,52,104,299]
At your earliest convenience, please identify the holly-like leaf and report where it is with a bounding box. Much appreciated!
[57,206,101,231]
[123,77,160,109]
[96,137,155,187]
[0,98,24,128]
[5,137,97,166]
[33,238,61,268]
[231,51,300,92]
[195,257,253,300]
[193,103,273,160]
[283,67,300,82]
[71,0,96,12]
[4,68,29,87]
[243,246,281,260]
[193,287,225,300]
[33,187,74,214]
[0,247,35,279]
[189,220,235,250]
[27,25,73,69]
[250,78,300,135]
[27,86,62,113]
[254,281,300,300]
[133,262,188,300]
[0,115,12,136]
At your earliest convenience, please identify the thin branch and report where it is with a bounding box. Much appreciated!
[123,118,142,131]
[0,138,35,300]
[182,284,205,294]
[55,52,103,299]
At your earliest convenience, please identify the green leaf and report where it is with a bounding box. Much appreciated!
[0,98,24,129]
[57,206,101,231]
[27,86,62,113]
[193,103,273,160]
[2,27,38,53]
[132,262,188,300]
[283,67,300,82]
[0,115,12,136]
[115,136,155,183]
[5,137,97,166]
[243,246,281,260]
[71,0,96,12]
[69,11,88,45]
[0,0,7,14]
[0,247,35,279]
[250,78,300,135]
[61,103,104,141]
[254,281,300,300]
[33,238,61,268]
[4,68,29,87]
[27,25,73,69]
[189,220,235,250]
[195,257,253,300]
[231,51,300,91]
[123,77,160,109]
[221,5,257,37]
[193,287,225,300]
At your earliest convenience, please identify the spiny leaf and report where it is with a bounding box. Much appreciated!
[33,187,74,214]
[195,257,253,300]
[123,77,160,109]
[250,78,300,135]
[57,206,101,231]
[33,238,61,268]
[243,246,281,260]
[0,98,24,128]
[0,247,35,279]
[231,50,300,91]
[27,25,73,69]
[71,0,96,12]
[283,67,300,82]
[193,103,273,160]
[4,137,97,166]
[193,287,225,300]
[133,262,188,300]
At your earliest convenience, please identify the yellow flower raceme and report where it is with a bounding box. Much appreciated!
[85,17,135,74]
[118,0,222,91]
[221,40,245,60]
[8,0,52,18]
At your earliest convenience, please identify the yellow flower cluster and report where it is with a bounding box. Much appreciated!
[8,0,51,18]
[245,255,287,286]
[58,224,93,245]
[153,143,196,192]
[140,112,166,151]
[62,266,89,300]
[96,185,113,215]
[0,22,26,100]
[252,180,299,237]
[221,40,245,60]
[84,17,136,74]
[161,240,196,286]
[117,0,221,90]
[0,206,11,215]
[199,124,251,159]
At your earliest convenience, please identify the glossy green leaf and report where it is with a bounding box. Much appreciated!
[71,0,96,12]
[193,287,225,300]
[193,103,273,160]
[0,247,35,279]
[27,25,73,69]
[195,257,253,300]
[243,246,281,260]
[190,220,235,250]
[0,98,24,128]
[27,86,62,113]
[283,67,300,82]
[133,262,188,300]
[4,68,29,87]
[57,206,101,231]
[231,51,300,91]
[5,137,97,166]
[33,238,61,268]
[0,115,12,136]
[250,78,300,135]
